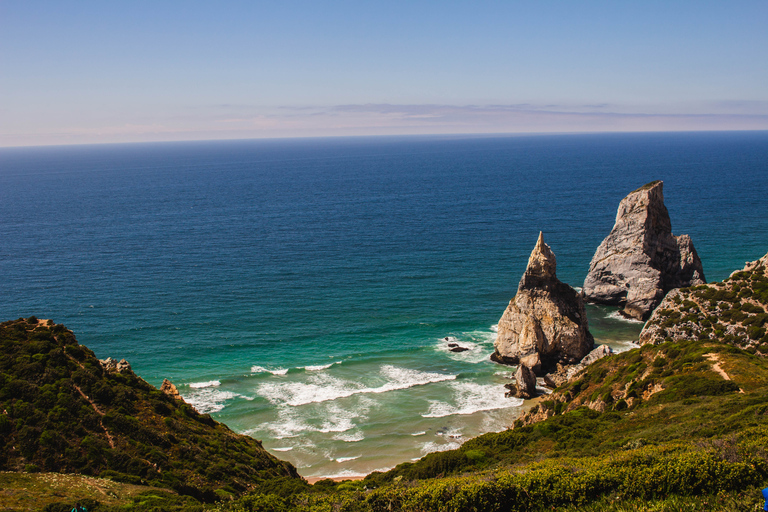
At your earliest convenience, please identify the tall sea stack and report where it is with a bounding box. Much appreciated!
[492,233,594,375]
[583,181,705,320]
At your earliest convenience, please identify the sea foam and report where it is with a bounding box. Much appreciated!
[251,365,289,375]
[189,380,221,388]
[607,311,644,324]
[423,381,523,418]
[257,365,456,407]
[334,456,361,463]
[184,387,242,414]
[303,362,341,371]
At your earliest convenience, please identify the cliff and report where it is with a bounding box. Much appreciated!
[493,232,594,374]
[639,250,768,347]
[0,318,300,502]
[583,181,705,320]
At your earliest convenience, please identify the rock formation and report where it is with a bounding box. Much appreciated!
[543,344,613,388]
[639,249,768,346]
[492,232,594,374]
[99,357,132,374]
[505,364,537,399]
[583,181,705,320]
[161,378,182,400]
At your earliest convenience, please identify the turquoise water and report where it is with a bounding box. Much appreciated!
[1,132,766,478]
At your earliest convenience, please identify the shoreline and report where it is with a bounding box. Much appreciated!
[301,392,549,485]
[306,475,365,484]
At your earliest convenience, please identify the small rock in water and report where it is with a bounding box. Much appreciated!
[450,346,470,353]
[447,342,459,348]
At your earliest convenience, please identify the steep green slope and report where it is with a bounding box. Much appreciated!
[0,317,301,502]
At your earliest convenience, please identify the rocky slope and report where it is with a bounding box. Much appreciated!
[0,318,300,502]
[639,250,768,349]
[583,181,705,320]
[492,232,594,374]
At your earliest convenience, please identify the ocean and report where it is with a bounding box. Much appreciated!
[1,131,767,479]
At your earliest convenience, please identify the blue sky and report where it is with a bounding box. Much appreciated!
[1,1,767,146]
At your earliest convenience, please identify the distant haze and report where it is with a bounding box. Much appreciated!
[1,1,767,147]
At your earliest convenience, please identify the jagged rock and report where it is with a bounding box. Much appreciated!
[543,344,613,388]
[583,181,705,320]
[492,232,594,375]
[734,251,768,275]
[99,357,132,374]
[160,378,182,400]
[639,250,768,346]
[505,364,537,399]
[581,344,613,365]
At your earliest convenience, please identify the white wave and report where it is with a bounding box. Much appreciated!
[411,431,427,436]
[606,311,644,324]
[314,469,368,480]
[189,380,220,388]
[257,407,314,439]
[258,399,373,440]
[335,456,360,463]
[318,416,355,433]
[333,431,365,442]
[612,340,641,353]
[490,324,499,332]
[421,441,461,455]
[423,381,523,418]
[303,361,341,371]
[183,387,240,414]
[272,447,294,452]
[257,365,456,407]
[251,365,289,375]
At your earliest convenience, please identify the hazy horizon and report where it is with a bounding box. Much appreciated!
[2,1,767,147]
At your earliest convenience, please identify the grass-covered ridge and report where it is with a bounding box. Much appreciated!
[0,317,300,504]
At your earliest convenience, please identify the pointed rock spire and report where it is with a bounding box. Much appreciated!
[493,233,594,375]
[525,231,557,279]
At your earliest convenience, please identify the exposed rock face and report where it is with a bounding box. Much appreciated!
[160,378,182,400]
[583,181,705,320]
[639,250,768,346]
[505,364,537,399]
[492,233,594,374]
[99,357,132,374]
[543,344,613,388]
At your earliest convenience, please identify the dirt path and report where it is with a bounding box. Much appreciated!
[63,346,117,449]
[705,353,745,393]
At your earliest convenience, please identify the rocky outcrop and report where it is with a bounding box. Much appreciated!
[492,232,594,374]
[505,364,538,399]
[99,357,132,374]
[543,344,613,388]
[583,181,705,320]
[161,378,182,400]
[639,250,768,346]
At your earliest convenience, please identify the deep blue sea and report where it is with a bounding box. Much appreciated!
[1,132,767,478]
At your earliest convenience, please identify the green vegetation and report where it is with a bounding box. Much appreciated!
[0,317,300,506]
[4,253,768,510]
[643,256,768,348]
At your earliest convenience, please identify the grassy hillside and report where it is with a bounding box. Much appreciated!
[0,317,301,505]
[4,253,768,511]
